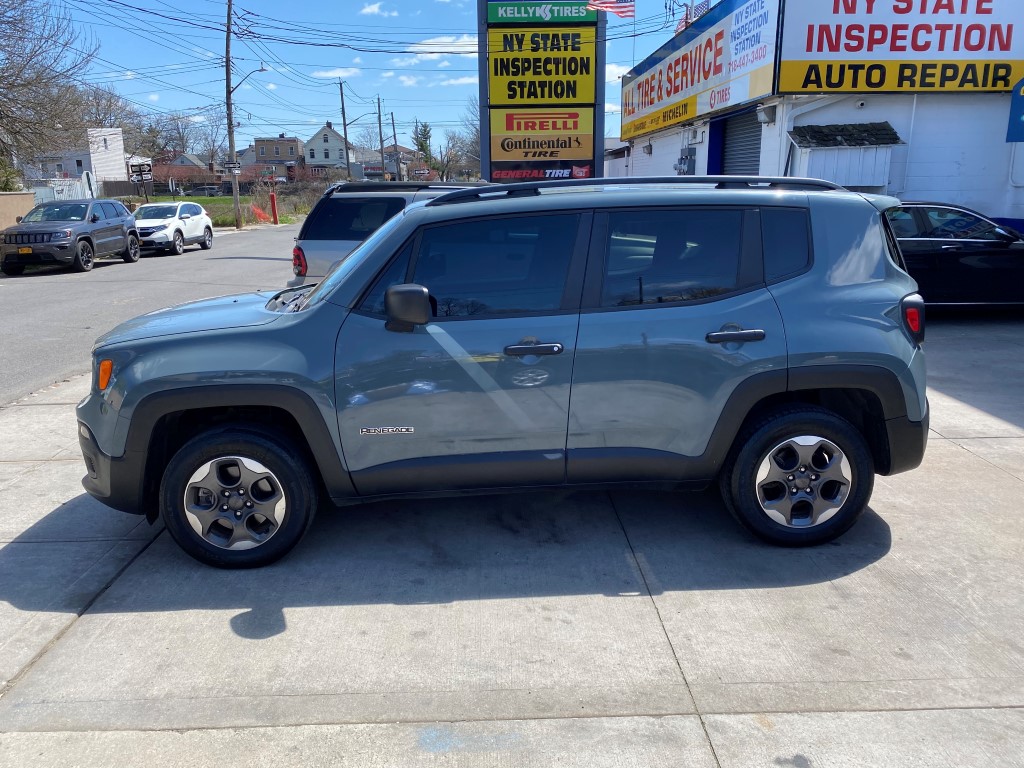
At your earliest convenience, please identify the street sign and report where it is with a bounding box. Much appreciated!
[224,161,241,168]
[141,172,153,182]
[231,169,241,175]
[129,163,152,173]
[129,173,141,183]
[260,169,275,176]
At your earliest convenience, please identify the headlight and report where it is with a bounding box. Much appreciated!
[54,230,73,239]
[150,224,168,232]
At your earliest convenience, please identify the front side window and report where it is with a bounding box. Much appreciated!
[409,214,579,317]
[601,209,744,307]
[921,206,1002,241]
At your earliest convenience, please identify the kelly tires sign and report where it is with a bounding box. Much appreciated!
[778,0,1024,93]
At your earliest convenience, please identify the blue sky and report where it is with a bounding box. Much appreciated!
[68,0,690,146]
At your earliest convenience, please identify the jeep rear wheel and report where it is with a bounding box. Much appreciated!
[160,429,317,568]
[72,240,94,272]
[719,406,873,546]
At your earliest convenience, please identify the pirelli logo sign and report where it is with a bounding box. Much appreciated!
[490,108,594,161]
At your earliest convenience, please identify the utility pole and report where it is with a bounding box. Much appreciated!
[377,96,386,181]
[225,0,242,229]
[390,111,399,180]
[339,80,351,180]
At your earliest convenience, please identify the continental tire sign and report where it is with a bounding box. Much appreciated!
[490,108,594,160]
[779,0,1024,92]
[481,0,603,180]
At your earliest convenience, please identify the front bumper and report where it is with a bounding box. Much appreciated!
[138,231,172,248]
[1,243,75,265]
[78,421,147,516]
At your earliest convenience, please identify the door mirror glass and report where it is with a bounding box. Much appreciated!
[91,213,100,223]
[15,216,22,223]
[385,284,431,331]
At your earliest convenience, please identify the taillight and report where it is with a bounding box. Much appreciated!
[901,294,925,345]
[292,245,306,276]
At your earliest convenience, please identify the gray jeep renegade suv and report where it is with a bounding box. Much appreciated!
[77,177,928,568]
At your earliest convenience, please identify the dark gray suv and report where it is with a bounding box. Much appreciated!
[77,177,928,568]
[1,199,140,275]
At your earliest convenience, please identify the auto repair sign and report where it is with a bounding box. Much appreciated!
[620,0,778,140]
[779,0,1024,93]
[488,27,597,104]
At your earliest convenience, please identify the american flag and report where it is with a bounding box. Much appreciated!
[586,0,636,18]
[692,0,710,17]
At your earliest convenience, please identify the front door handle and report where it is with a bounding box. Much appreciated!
[504,342,564,356]
[940,244,962,251]
[705,329,766,344]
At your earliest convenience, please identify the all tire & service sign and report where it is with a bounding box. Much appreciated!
[778,0,1024,93]
[481,0,602,180]
[620,0,778,141]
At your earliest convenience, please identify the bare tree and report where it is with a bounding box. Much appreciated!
[458,96,481,174]
[195,111,228,167]
[0,0,97,166]
[160,113,201,157]
[353,125,380,154]
[434,130,465,181]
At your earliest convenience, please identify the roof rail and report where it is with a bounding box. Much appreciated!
[328,180,490,195]
[426,176,845,206]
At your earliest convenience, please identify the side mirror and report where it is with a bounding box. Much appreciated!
[385,284,432,332]
[180,213,191,220]
[91,214,100,223]
[15,216,22,223]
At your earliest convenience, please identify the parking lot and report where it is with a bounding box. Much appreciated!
[0,239,1022,764]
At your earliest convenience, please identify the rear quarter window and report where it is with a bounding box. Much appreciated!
[301,196,407,241]
[762,208,811,282]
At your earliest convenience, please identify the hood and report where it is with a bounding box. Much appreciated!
[5,221,80,234]
[95,291,281,347]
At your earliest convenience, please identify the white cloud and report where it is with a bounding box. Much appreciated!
[436,76,478,86]
[311,67,361,78]
[606,64,631,82]
[242,84,253,90]
[605,103,622,114]
[353,57,362,64]
[360,2,398,16]
[393,34,477,66]
[188,114,207,123]
[147,93,159,102]
[123,71,136,80]
[438,60,451,68]
[267,83,278,90]
[381,71,395,78]
[399,75,421,87]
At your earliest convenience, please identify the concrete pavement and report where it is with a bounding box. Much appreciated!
[0,313,1022,766]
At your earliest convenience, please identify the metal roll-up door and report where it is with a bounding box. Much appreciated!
[723,111,762,175]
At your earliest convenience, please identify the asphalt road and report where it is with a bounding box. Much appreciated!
[0,224,299,407]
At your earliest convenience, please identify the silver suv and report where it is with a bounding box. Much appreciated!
[1,199,140,275]
[78,177,928,568]
[288,181,486,288]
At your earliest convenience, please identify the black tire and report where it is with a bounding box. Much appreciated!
[170,230,185,255]
[719,406,874,546]
[199,227,213,250]
[1,262,25,276]
[72,240,94,272]
[159,428,318,568]
[121,234,140,263]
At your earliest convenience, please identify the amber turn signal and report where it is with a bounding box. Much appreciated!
[98,359,113,390]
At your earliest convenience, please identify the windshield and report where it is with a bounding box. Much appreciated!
[136,205,178,219]
[22,203,89,222]
[296,209,409,311]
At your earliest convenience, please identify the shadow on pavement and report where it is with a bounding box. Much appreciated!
[0,487,891,639]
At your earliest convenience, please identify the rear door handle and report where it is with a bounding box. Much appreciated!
[940,244,962,251]
[705,329,766,344]
[504,343,564,356]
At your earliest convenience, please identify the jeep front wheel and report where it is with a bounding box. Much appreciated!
[160,429,317,568]
[719,407,873,546]
[72,240,94,272]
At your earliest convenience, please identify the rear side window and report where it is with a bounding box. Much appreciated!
[303,196,406,241]
[762,208,811,282]
[601,209,743,307]
[98,202,119,220]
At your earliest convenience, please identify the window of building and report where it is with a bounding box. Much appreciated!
[323,134,329,143]
[600,209,744,307]
[309,149,316,159]
[75,159,83,174]
[55,163,64,173]
[324,149,329,159]
[259,146,266,156]
[274,146,280,156]
[102,138,108,150]
[289,146,295,156]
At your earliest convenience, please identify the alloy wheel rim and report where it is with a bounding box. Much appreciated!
[183,456,287,550]
[174,233,183,252]
[204,230,212,247]
[754,435,852,528]
[81,244,93,267]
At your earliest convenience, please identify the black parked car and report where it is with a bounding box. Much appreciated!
[886,203,1024,305]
